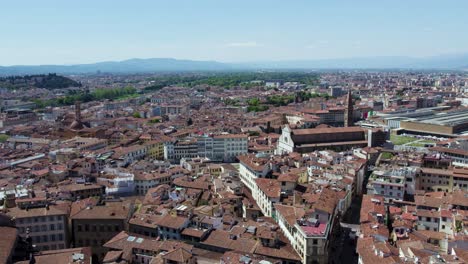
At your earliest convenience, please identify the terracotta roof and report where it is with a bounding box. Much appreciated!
[0,227,17,264]
[292,126,364,135]
[16,247,92,264]
[274,204,305,227]
[7,205,68,219]
[255,178,281,199]
[162,248,193,262]
[201,229,258,253]
[156,214,188,229]
[71,202,130,220]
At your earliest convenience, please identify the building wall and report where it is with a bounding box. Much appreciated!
[239,162,269,192]
[277,126,295,154]
[72,218,126,259]
[15,214,68,251]
[129,223,158,238]
[134,179,160,196]
[400,121,454,135]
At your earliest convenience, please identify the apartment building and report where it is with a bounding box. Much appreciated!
[166,134,248,163]
[157,214,190,240]
[366,168,407,202]
[274,193,338,264]
[252,178,281,217]
[238,154,271,192]
[419,167,468,192]
[8,205,69,251]
[71,202,132,260]
[143,140,165,160]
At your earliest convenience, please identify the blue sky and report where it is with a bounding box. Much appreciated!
[1,0,467,65]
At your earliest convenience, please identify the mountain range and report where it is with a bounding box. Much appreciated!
[0,54,467,75]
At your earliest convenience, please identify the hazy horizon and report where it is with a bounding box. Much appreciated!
[2,0,468,66]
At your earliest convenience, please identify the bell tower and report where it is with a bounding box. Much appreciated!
[344,90,353,127]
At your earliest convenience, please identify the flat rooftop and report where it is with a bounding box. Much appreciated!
[301,222,328,237]
[410,110,468,127]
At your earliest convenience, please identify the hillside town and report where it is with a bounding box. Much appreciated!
[0,71,468,264]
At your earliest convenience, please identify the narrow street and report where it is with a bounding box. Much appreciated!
[330,195,362,264]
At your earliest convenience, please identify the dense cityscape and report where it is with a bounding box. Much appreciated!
[0,70,467,264]
[2,1,468,263]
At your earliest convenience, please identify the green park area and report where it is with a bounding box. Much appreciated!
[390,134,418,145]
[390,134,436,146]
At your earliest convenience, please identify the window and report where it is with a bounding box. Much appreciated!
[50,224,55,231]
[50,234,56,241]
[58,234,63,241]
[77,225,82,232]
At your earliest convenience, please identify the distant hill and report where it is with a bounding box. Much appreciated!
[0,54,467,75]
[0,58,233,75]
[0,73,81,89]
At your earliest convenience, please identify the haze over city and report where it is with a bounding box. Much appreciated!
[1,0,468,66]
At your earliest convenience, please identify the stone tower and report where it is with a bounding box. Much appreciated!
[344,90,353,127]
[75,101,82,123]
[70,101,84,130]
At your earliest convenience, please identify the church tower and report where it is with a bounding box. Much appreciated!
[75,101,82,124]
[344,90,353,127]
[70,101,85,130]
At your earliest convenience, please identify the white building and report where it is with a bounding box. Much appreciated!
[166,134,248,163]
[238,154,271,192]
[367,168,406,202]
[100,168,135,196]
